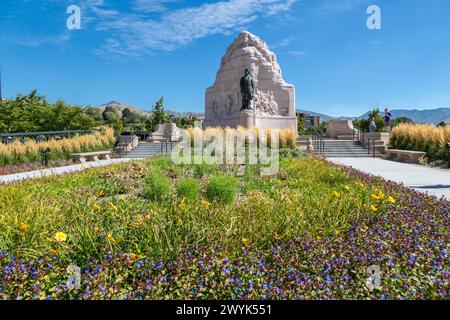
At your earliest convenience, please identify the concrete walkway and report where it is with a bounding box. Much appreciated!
[328,157,450,200]
[0,158,139,184]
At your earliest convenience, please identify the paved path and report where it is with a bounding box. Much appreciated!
[0,158,139,184]
[328,157,450,200]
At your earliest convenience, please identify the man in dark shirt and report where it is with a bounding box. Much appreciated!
[384,108,392,133]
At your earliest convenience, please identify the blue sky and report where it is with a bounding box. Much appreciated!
[1,0,450,117]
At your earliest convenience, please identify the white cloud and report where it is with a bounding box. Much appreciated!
[287,50,306,58]
[133,0,179,13]
[1,0,296,59]
[272,36,294,49]
[93,0,297,58]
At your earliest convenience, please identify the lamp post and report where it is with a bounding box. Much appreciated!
[41,148,50,167]
[446,142,450,168]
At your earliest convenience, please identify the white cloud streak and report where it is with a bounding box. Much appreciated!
[91,0,297,58]
[133,0,179,13]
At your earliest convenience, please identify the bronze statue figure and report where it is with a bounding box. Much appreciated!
[240,69,254,111]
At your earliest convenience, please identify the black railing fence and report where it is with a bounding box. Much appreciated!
[311,129,325,155]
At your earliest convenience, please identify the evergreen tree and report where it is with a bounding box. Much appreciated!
[145,97,170,132]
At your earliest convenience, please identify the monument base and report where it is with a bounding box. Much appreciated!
[203,111,297,131]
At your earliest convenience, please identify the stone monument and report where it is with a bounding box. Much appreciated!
[204,31,297,130]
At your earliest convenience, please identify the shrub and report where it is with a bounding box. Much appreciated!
[206,175,239,204]
[390,123,450,161]
[176,178,200,203]
[143,168,172,201]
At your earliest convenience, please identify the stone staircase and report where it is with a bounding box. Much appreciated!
[320,140,376,158]
[120,142,174,159]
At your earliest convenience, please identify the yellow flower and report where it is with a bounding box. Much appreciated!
[92,203,100,212]
[118,195,126,202]
[387,196,396,204]
[49,248,58,255]
[334,230,341,236]
[129,253,136,263]
[316,236,322,240]
[344,186,350,191]
[371,194,381,200]
[200,200,210,208]
[18,223,29,232]
[332,191,341,199]
[242,238,250,246]
[107,233,117,244]
[181,197,186,204]
[109,201,119,212]
[54,232,67,242]
[132,216,143,228]
[274,232,282,240]
[97,191,105,197]
[94,226,101,232]
[369,205,377,212]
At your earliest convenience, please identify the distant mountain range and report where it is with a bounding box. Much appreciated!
[299,108,450,124]
[94,101,449,124]
[94,101,203,119]
[359,108,450,124]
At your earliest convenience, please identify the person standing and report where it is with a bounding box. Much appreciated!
[384,108,392,133]
[369,117,377,133]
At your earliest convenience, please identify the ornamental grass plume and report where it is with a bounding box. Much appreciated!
[184,126,296,150]
[390,123,450,161]
[0,128,115,165]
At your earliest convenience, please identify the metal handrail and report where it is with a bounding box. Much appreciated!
[364,138,376,158]
[310,129,325,155]
[355,130,377,157]
[160,138,173,155]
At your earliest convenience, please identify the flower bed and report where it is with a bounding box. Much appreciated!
[0,156,448,300]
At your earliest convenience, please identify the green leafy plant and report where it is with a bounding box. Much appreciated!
[143,168,172,201]
[206,174,239,204]
[176,178,200,203]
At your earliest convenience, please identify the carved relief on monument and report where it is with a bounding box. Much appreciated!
[252,89,279,116]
